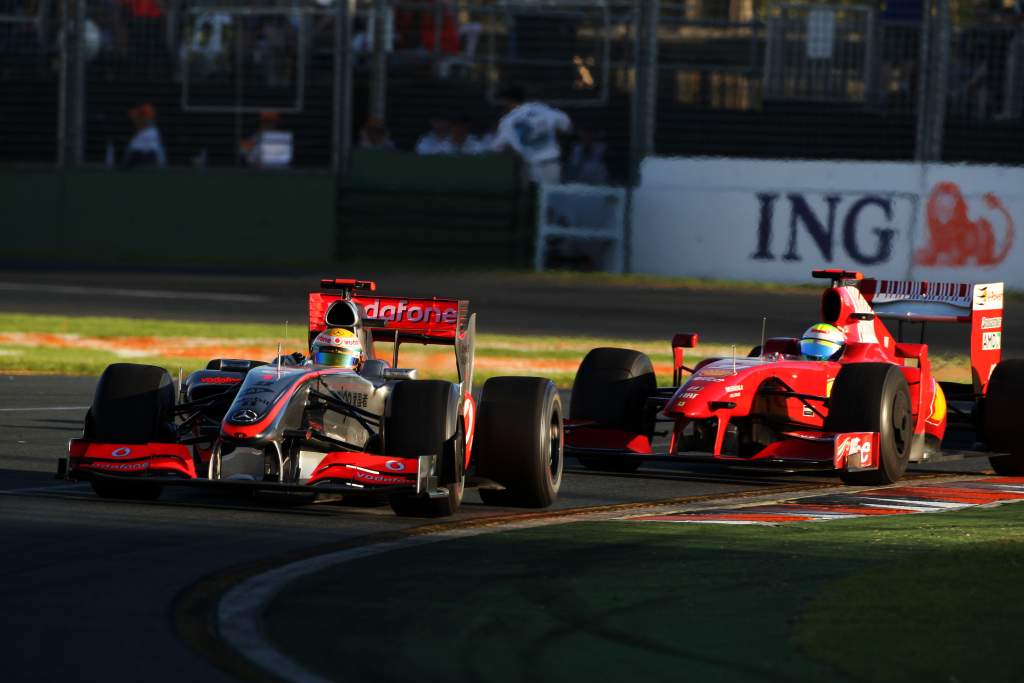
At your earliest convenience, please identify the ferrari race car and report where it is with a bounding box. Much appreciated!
[566,269,1022,484]
[60,278,564,516]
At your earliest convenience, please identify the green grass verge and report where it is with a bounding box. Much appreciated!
[0,312,974,385]
[264,504,1024,683]
[0,313,676,383]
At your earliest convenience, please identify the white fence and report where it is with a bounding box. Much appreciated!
[630,157,1023,289]
[536,183,627,272]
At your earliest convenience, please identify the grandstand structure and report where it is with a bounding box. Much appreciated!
[3,0,1024,179]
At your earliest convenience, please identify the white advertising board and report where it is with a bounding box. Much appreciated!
[632,157,1024,289]
[910,163,1024,288]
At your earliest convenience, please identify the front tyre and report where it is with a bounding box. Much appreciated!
[826,363,912,486]
[983,360,1024,475]
[570,348,655,474]
[476,377,563,508]
[385,380,464,517]
[89,363,177,443]
[85,363,176,501]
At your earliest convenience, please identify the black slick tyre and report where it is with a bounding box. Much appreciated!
[826,363,912,485]
[385,380,463,517]
[476,377,563,508]
[570,348,655,473]
[87,363,176,501]
[983,360,1024,475]
[90,363,176,443]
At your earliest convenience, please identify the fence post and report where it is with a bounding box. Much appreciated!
[333,0,354,175]
[370,0,389,119]
[914,0,950,161]
[57,0,86,167]
[630,0,659,184]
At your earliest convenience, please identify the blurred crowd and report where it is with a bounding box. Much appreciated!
[357,85,607,184]
[113,83,609,185]
[0,0,482,84]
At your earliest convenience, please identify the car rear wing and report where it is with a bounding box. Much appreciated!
[859,278,1004,392]
[308,281,475,390]
[309,292,469,344]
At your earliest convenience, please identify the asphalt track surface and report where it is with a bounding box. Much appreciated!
[0,267,1007,682]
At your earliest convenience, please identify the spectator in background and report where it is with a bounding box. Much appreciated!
[118,0,166,76]
[449,114,487,154]
[415,115,454,154]
[491,85,571,184]
[121,103,166,168]
[358,116,396,150]
[564,128,608,184]
[418,0,460,54]
[240,111,293,168]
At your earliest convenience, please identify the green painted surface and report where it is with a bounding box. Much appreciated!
[265,504,1024,683]
[2,157,532,267]
[2,167,337,264]
[338,150,534,266]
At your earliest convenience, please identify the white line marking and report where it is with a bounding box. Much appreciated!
[218,519,568,683]
[217,475,1018,683]
[859,497,968,510]
[0,282,268,303]
[0,406,89,412]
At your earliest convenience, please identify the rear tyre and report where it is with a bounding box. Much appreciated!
[570,348,655,473]
[385,380,463,517]
[826,364,912,485]
[983,360,1024,475]
[477,377,563,508]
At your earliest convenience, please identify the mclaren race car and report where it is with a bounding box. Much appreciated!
[566,269,1022,484]
[60,278,563,516]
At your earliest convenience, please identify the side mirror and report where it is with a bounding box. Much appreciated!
[382,368,418,381]
[671,333,699,386]
[672,333,699,348]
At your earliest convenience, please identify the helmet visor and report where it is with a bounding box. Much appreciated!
[800,338,842,361]
[313,349,359,368]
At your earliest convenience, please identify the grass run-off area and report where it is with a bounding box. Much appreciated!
[0,312,973,386]
[265,503,1024,683]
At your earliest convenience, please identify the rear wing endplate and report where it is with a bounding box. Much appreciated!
[859,279,1004,392]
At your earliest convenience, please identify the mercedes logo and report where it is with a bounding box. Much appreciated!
[231,409,260,423]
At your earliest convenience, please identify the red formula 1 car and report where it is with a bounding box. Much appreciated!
[60,278,564,516]
[566,269,1023,484]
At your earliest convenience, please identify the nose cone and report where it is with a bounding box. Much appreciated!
[665,361,751,418]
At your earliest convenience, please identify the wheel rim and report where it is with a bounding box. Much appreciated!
[548,409,563,485]
[891,391,910,456]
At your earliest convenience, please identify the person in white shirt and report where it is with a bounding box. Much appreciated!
[122,103,166,169]
[491,85,571,184]
[240,111,293,168]
[415,116,455,155]
[449,114,488,154]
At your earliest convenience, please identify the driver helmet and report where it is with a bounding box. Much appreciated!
[310,328,362,368]
[799,323,845,361]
